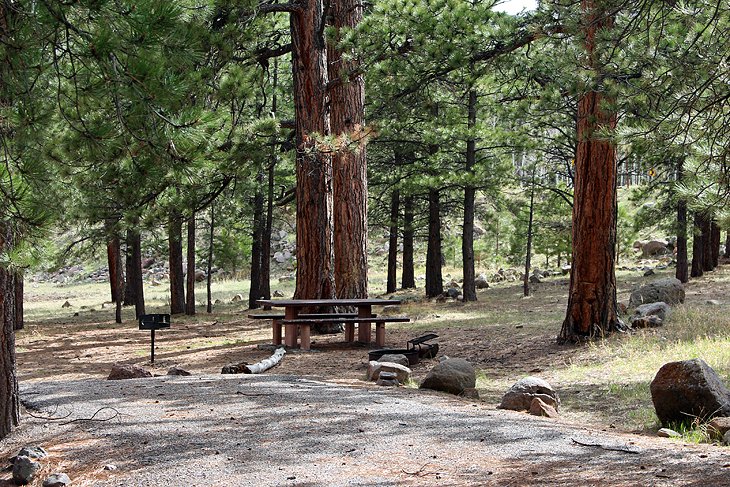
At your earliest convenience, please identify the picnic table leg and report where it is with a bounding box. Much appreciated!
[345,323,355,342]
[300,325,311,350]
[272,319,282,345]
[284,307,298,348]
[357,305,372,343]
[375,321,385,347]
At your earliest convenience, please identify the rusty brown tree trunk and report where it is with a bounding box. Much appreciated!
[329,0,368,300]
[127,228,145,318]
[559,1,622,342]
[691,212,704,278]
[425,189,444,298]
[106,233,123,303]
[711,221,720,269]
[291,0,336,309]
[401,195,416,289]
[185,214,196,315]
[386,189,399,294]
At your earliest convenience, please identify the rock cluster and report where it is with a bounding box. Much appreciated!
[108,363,152,380]
[6,446,69,486]
[499,376,560,414]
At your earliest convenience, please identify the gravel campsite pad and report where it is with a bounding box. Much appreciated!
[2,375,728,486]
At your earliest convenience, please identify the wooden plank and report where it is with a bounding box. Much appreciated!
[257,298,401,307]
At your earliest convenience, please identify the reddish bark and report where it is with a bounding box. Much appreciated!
[329,0,368,300]
[291,0,335,305]
[559,1,622,342]
[106,235,122,303]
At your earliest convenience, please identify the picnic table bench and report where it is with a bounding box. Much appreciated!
[254,298,408,350]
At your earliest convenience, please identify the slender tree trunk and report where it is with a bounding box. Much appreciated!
[123,235,135,306]
[559,1,622,342]
[523,172,536,297]
[13,272,22,331]
[127,228,145,318]
[169,212,185,314]
[260,162,274,302]
[0,227,19,440]
[185,214,196,315]
[401,196,415,289]
[206,204,215,314]
[701,215,713,272]
[115,241,123,324]
[291,0,335,307]
[675,160,688,283]
[249,174,264,309]
[106,233,122,303]
[462,90,478,302]
[329,0,368,301]
[711,221,720,269]
[386,189,400,294]
[691,213,704,278]
[676,200,688,283]
[725,230,730,259]
[425,189,444,298]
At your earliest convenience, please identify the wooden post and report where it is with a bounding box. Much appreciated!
[357,305,372,343]
[284,307,298,348]
[375,321,385,347]
[272,319,282,345]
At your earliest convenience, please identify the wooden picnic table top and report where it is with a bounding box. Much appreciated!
[256,298,401,307]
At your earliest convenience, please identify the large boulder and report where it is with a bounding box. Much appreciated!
[419,359,476,396]
[499,376,560,411]
[367,361,411,384]
[650,359,730,425]
[629,278,685,308]
[13,456,41,485]
[108,364,152,380]
[634,302,671,321]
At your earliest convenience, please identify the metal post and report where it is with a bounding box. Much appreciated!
[151,329,155,364]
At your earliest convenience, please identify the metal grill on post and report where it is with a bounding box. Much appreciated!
[139,314,170,364]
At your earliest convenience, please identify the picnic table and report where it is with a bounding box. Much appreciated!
[253,298,408,351]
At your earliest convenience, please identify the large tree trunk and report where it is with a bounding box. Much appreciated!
[462,89,478,302]
[0,227,19,440]
[106,233,122,303]
[691,212,704,278]
[291,0,336,319]
[115,238,123,324]
[13,272,22,331]
[206,204,215,314]
[386,189,400,294]
[123,235,135,306]
[701,215,713,272]
[559,1,622,342]
[169,212,185,315]
[401,196,415,289]
[676,199,688,283]
[711,221,720,269]
[329,0,368,300]
[185,214,196,316]
[127,228,145,318]
[425,189,444,298]
[249,174,264,309]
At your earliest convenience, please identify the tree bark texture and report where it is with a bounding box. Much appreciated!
[115,236,123,324]
[260,162,274,302]
[559,1,621,342]
[106,235,122,303]
[291,0,336,306]
[711,221,720,269]
[169,212,185,314]
[13,272,22,331]
[185,214,196,315]
[676,199,688,283]
[425,189,444,298]
[0,227,19,440]
[462,89,478,302]
[523,175,536,298]
[691,212,704,278]
[127,228,145,318]
[386,189,399,294]
[123,236,135,306]
[401,196,415,289]
[249,175,264,309]
[329,0,368,300]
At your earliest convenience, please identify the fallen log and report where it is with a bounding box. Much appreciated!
[222,347,286,375]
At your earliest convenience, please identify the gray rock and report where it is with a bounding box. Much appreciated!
[273,290,285,297]
[657,428,681,438]
[17,446,48,460]
[419,359,476,396]
[629,278,685,308]
[724,430,730,446]
[382,305,401,314]
[108,364,152,380]
[378,354,409,367]
[529,274,542,284]
[529,397,559,418]
[706,299,721,306]
[61,300,71,308]
[642,240,668,257]
[376,371,400,387]
[167,366,191,376]
[499,376,560,412]
[631,315,663,328]
[103,464,117,471]
[446,287,460,299]
[634,302,671,321]
[475,275,489,289]
[13,456,41,485]
[367,361,411,383]
[650,358,730,425]
[560,265,571,275]
[194,270,206,282]
[643,269,655,277]
[707,417,730,440]
[43,473,71,487]
[231,294,243,302]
